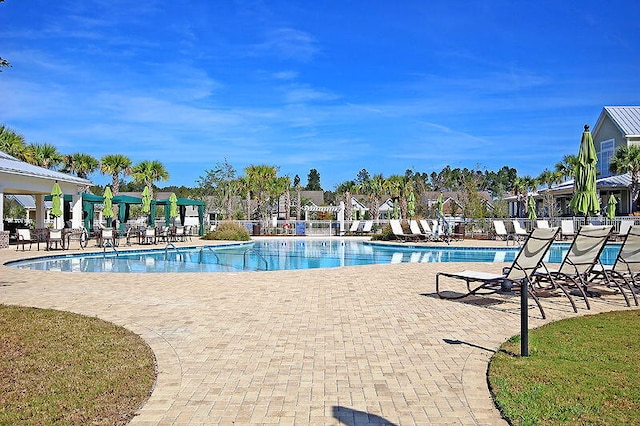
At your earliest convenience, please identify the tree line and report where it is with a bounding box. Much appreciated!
[4,123,640,221]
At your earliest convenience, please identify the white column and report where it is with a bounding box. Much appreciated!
[0,186,4,232]
[338,201,345,234]
[71,194,83,228]
[35,194,45,228]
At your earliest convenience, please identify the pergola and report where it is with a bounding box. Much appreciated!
[0,151,92,238]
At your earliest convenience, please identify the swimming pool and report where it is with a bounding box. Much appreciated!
[6,239,621,273]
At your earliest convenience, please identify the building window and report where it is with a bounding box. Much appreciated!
[598,139,615,177]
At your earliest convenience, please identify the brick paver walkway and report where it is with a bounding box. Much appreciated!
[1,238,636,425]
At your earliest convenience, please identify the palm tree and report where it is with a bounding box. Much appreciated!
[336,180,357,221]
[131,160,169,200]
[357,174,387,223]
[244,165,278,220]
[0,125,26,158]
[24,143,62,169]
[610,145,640,213]
[538,169,564,217]
[62,153,99,179]
[100,154,132,195]
[555,154,580,181]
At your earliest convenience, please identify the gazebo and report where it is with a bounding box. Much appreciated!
[0,151,92,248]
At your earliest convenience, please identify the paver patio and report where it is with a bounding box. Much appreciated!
[0,238,636,425]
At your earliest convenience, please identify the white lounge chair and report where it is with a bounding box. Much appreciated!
[493,220,513,243]
[389,219,422,241]
[617,219,634,240]
[512,220,528,241]
[360,220,374,234]
[536,220,550,229]
[436,227,560,318]
[348,220,361,234]
[560,219,575,240]
[409,220,428,240]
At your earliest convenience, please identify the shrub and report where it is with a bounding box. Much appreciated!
[370,224,395,241]
[202,221,251,241]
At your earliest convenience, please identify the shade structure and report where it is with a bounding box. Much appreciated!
[407,191,416,218]
[169,192,178,224]
[141,186,151,215]
[569,125,601,217]
[103,186,114,226]
[527,196,537,220]
[607,194,617,219]
[436,193,444,216]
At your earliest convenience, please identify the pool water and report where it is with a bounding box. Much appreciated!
[7,239,621,273]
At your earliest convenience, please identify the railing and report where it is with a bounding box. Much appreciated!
[199,247,221,265]
[102,241,118,257]
[164,243,183,262]
[243,248,269,271]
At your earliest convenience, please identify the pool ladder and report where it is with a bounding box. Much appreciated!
[102,241,118,257]
[164,243,184,262]
[243,248,268,271]
[198,247,221,265]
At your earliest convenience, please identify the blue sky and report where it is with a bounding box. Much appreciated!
[2,0,640,190]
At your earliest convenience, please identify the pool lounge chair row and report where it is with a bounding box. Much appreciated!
[437,224,639,318]
[493,218,637,242]
[390,219,449,243]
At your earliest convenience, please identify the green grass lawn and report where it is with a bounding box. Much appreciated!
[488,309,640,425]
[0,305,156,425]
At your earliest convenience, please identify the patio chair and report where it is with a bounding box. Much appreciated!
[174,226,186,242]
[142,227,156,245]
[15,228,40,251]
[534,225,613,312]
[589,225,640,307]
[348,220,361,234]
[46,228,64,251]
[419,219,432,235]
[436,227,560,319]
[100,228,117,247]
[389,219,422,242]
[492,220,514,243]
[560,219,575,240]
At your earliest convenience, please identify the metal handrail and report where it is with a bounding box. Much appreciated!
[199,247,221,265]
[243,248,269,271]
[164,243,183,262]
[103,241,118,257]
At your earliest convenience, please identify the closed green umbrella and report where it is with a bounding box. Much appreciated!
[50,181,63,228]
[103,186,114,227]
[436,193,444,216]
[607,194,617,219]
[527,196,537,220]
[407,191,416,218]
[141,186,151,215]
[569,125,601,217]
[169,193,179,225]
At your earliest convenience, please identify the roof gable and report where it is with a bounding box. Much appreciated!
[595,106,640,136]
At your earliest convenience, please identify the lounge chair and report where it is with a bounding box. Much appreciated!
[512,220,528,241]
[389,219,422,242]
[436,227,560,318]
[360,220,374,235]
[589,225,640,307]
[534,225,613,312]
[348,220,361,234]
[560,219,575,240]
[409,220,428,240]
[493,220,513,243]
[419,219,432,235]
[15,228,40,251]
[616,219,635,240]
[536,220,550,229]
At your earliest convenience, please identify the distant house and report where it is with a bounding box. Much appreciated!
[542,106,640,216]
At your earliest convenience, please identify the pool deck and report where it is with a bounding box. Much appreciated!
[0,236,637,425]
